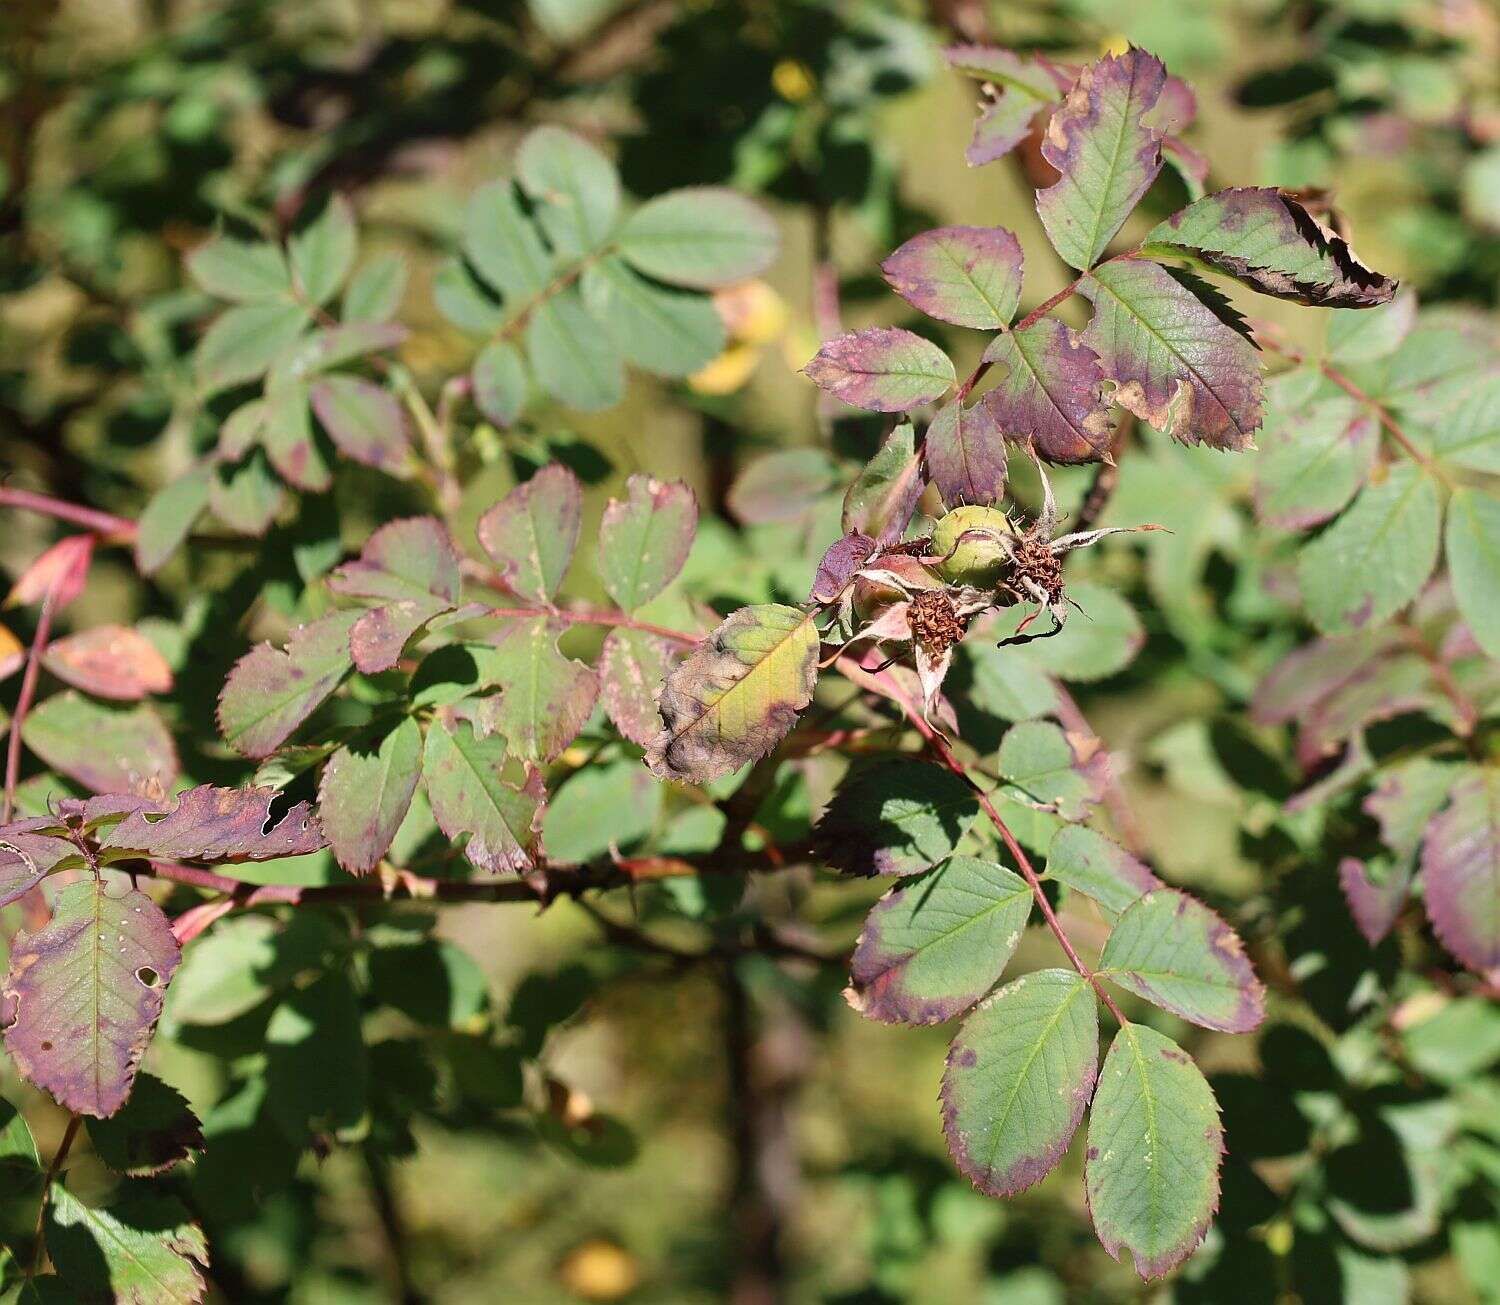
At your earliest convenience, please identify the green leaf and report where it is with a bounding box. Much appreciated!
[2,880,179,1118]
[1254,389,1377,529]
[265,972,368,1142]
[542,757,663,865]
[1445,488,1500,660]
[422,717,541,873]
[342,252,407,323]
[1325,289,1416,365]
[210,451,285,536]
[1141,187,1395,308]
[45,1185,208,1304]
[86,1072,204,1177]
[942,969,1098,1196]
[186,235,290,301]
[21,693,177,794]
[0,1097,39,1174]
[988,581,1143,681]
[262,381,332,492]
[289,194,357,306]
[516,125,621,257]
[848,855,1032,1024]
[646,603,819,783]
[368,938,490,1029]
[135,462,211,575]
[597,474,697,611]
[524,288,625,411]
[1099,889,1264,1032]
[881,225,1024,329]
[462,180,550,300]
[842,421,924,544]
[804,328,955,413]
[217,609,359,758]
[1402,996,1500,1085]
[432,257,505,333]
[580,256,724,377]
[164,914,332,1026]
[1079,259,1262,451]
[815,760,980,877]
[965,644,1058,721]
[1297,463,1442,635]
[1036,50,1167,271]
[1044,825,1159,917]
[477,463,582,605]
[472,339,527,426]
[476,618,599,763]
[1085,1023,1223,1279]
[318,716,423,874]
[195,298,310,395]
[309,374,411,472]
[617,187,778,289]
[997,720,1105,821]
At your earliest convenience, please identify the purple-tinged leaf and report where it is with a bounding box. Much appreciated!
[1298,463,1442,636]
[598,628,678,748]
[100,785,325,862]
[309,374,411,472]
[1421,767,1500,973]
[1099,889,1265,1032]
[597,475,697,612]
[926,398,1008,508]
[217,609,359,758]
[968,94,1047,167]
[318,717,423,875]
[944,46,1062,166]
[421,717,541,873]
[0,824,82,909]
[847,855,1032,1025]
[477,463,583,605]
[1254,392,1377,529]
[727,449,838,525]
[809,532,877,605]
[942,969,1097,1196]
[815,760,980,877]
[1044,824,1159,918]
[1036,50,1168,271]
[262,382,331,492]
[330,516,464,673]
[1161,136,1209,200]
[1365,757,1457,860]
[804,328,955,413]
[21,693,178,795]
[1250,628,1401,727]
[46,1184,209,1303]
[41,625,174,701]
[1086,1023,1223,1280]
[944,45,1063,93]
[997,721,1107,822]
[1142,188,1396,308]
[842,422,925,545]
[881,226,1024,329]
[647,604,819,784]
[1296,654,1449,769]
[86,1071,204,1177]
[2,880,179,1118]
[1080,259,1263,451]
[980,318,1114,463]
[1339,856,1412,947]
[476,619,599,763]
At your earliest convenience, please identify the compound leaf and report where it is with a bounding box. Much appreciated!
[289,194,357,306]
[463,181,550,300]
[1099,889,1265,1032]
[1036,49,1167,271]
[516,124,621,256]
[998,721,1106,822]
[3,880,179,1118]
[881,225,1024,329]
[477,463,583,605]
[847,855,1032,1024]
[815,760,980,877]
[805,328,955,413]
[218,609,359,758]
[597,475,698,611]
[646,603,819,783]
[580,257,724,377]
[942,969,1098,1196]
[1086,1023,1223,1280]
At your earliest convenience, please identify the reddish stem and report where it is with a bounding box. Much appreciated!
[483,605,702,646]
[3,589,56,824]
[0,487,137,541]
[834,655,1128,1024]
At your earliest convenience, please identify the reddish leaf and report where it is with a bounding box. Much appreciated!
[0,820,84,908]
[809,532,877,605]
[21,693,179,795]
[980,318,1114,463]
[6,535,93,611]
[100,784,326,862]
[1339,856,1412,947]
[1421,768,1500,973]
[598,628,677,748]
[881,226,1024,329]
[477,464,583,604]
[926,398,1008,507]
[804,328,955,413]
[42,625,173,701]
[309,374,411,470]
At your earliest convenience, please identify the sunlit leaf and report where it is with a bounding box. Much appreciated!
[22,693,178,794]
[842,421,924,543]
[100,785,325,862]
[318,717,423,874]
[219,612,356,759]
[804,328,955,412]
[343,252,407,324]
[422,717,541,872]
[463,180,550,300]
[186,235,290,302]
[195,299,310,395]
[525,288,625,411]
[617,188,778,289]
[309,374,411,472]
[41,625,173,701]
[997,721,1106,821]
[847,855,1032,1024]
[477,618,599,763]
[1254,389,1377,529]
[598,628,677,748]
[289,194,357,306]
[1086,1023,1223,1279]
[881,225,1024,329]
[45,1185,208,1304]
[597,475,697,611]
[472,339,528,426]
[3,880,179,1117]
[135,464,212,576]
[477,463,583,604]
[1100,889,1265,1031]
[980,318,1114,463]
[647,604,819,783]
[1045,825,1159,917]
[581,257,724,377]
[210,452,284,536]
[942,969,1098,1195]
[1444,487,1500,660]
[0,822,82,909]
